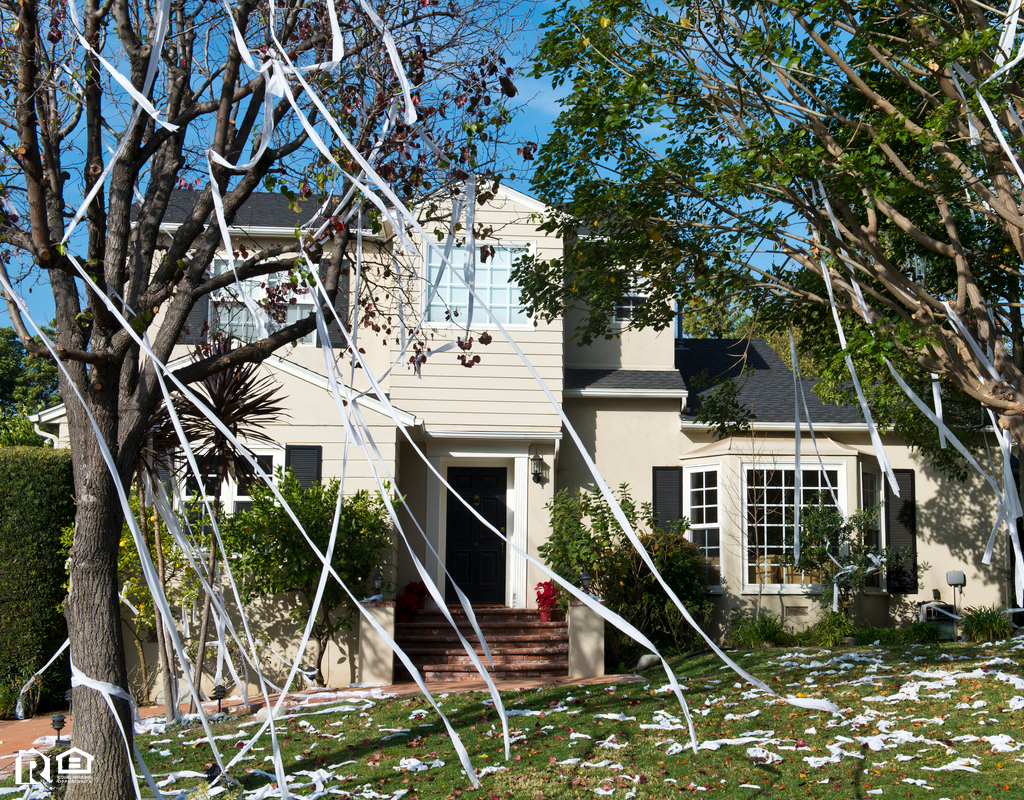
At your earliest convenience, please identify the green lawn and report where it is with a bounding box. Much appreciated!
[6,638,1024,798]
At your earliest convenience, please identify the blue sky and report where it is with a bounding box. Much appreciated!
[0,0,568,330]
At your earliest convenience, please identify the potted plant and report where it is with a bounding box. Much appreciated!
[395,581,428,623]
[535,580,561,622]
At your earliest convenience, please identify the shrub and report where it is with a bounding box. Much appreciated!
[854,626,904,647]
[903,620,942,644]
[728,611,793,648]
[540,485,713,659]
[794,499,905,618]
[808,610,854,647]
[0,447,74,718]
[222,470,393,683]
[961,605,1013,642]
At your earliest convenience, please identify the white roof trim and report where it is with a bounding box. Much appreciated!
[30,404,67,425]
[564,388,688,399]
[265,355,420,427]
[494,185,552,215]
[680,419,870,433]
[423,429,563,441]
[30,354,419,429]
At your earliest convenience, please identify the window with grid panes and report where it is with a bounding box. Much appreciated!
[745,468,838,586]
[426,245,528,325]
[686,469,721,586]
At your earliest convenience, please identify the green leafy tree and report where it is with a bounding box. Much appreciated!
[523,0,1024,458]
[0,326,59,414]
[0,410,45,447]
[221,470,392,684]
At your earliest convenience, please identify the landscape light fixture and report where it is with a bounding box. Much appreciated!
[51,713,66,744]
[530,450,548,484]
[212,684,227,714]
[580,569,592,594]
[373,569,383,593]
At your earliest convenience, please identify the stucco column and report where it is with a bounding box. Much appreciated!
[568,600,605,679]
[423,456,443,601]
[511,455,529,608]
[356,601,395,685]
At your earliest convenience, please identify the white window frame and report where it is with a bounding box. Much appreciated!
[860,463,887,593]
[683,463,724,593]
[179,445,285,515]
[612,293,648,324]
[210,257,355,347]
[741,461,846,595]
[422,240,535,328]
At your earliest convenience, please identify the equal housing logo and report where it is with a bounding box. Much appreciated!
[15,747,94,787]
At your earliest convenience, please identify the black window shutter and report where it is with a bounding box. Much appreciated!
[885,469,918,594]
[286,445,322,489]
[652,466,683,531]
[179,295,209,345]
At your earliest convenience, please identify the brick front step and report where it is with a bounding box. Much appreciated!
[396,632,567,645]
[398,641,570,653]
[398,644,569,661]
[393,606,569,682]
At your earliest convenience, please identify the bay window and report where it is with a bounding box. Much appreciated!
[745,467,841,587]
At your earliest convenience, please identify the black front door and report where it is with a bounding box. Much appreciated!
[445,467,507,604]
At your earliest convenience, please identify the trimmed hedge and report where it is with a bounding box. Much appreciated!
[0,447,74,718]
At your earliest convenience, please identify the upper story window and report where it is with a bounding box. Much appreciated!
[426,245,529,326]
[745,466,842,587]
[613,295,646,323]
[189,258,348,347]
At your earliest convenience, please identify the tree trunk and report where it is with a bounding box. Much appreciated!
[152,515,178,723]
[65,457,136,800]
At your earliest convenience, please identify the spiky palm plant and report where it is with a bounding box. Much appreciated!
[170,339,286,707]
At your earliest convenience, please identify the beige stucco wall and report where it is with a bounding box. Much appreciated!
[562,312,676,372]
[555,397,1008,643]
[124,583,367,704]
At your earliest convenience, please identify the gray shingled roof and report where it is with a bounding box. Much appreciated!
[564,369,688,393]
[136,190,327,229]
[677,338,864,425]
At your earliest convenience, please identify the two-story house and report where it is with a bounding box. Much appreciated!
[34,188,1011,697]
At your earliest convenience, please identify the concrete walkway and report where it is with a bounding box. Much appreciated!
[1,673,639,780]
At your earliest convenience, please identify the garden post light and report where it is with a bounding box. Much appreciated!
[580,570,592,594]
[51,713,65,744]
[212,684,227,714]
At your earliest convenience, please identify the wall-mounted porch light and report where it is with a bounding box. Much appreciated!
[372,569,384,593]
[530,449,549,484]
